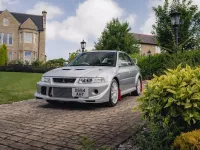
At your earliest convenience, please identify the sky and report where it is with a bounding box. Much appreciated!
[1,0,200,60]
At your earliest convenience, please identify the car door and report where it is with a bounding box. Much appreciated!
[123,53,138,89]
[117,52,132,92]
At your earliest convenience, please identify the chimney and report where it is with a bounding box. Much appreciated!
[42,10,47,29]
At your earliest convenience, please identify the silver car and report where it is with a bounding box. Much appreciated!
[34,50,142,106]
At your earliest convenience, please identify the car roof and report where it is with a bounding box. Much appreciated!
[86,50,122,53]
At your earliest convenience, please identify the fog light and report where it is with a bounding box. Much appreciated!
[92,89,99,95]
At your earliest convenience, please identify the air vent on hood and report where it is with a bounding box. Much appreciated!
[75,69,85,70]
[62,69,71,70]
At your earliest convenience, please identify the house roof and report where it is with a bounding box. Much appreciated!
[0,11,43,31]
[133,33,157,45]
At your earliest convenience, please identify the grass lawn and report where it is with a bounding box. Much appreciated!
[0,72,42,104]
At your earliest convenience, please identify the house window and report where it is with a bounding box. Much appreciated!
[8,34,13,45]
[3,33,7,44]
[24,33,32,43]
[33,33,37,43]
[24,51,32,62]
[3,18,9,26]
[9,52,12,61]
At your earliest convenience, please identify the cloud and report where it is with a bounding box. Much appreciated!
[125,14,137,31]
[26,1,64,20]
[0,0,19,10]
[140,0,200,34]
[58,0,124,43]
[40,0,136,44]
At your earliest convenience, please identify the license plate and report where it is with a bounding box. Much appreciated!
[72,88,88,98]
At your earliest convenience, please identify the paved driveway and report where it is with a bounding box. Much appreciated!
[0,96,141,150]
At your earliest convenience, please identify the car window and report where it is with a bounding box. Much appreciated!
[123,53,133,66]
[118,53,131,66]
[68,52,117,66]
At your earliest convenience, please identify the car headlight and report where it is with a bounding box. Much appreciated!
[41,77,51,83]
[78,77,105,84]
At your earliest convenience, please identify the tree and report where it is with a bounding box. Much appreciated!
[46,58,67,67]
[68,49,88,62]
[152,0,200,53]
[94,18,139,54]
[0,44,8,66]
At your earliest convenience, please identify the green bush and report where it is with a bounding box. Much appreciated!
[172,130,200,150]
[0,44,8,66]
[136,121,182,150]
[31,59,43,67]
[131,50,200,80]
[137,64,200,131]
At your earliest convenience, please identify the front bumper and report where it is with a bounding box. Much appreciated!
[34,81,110,103]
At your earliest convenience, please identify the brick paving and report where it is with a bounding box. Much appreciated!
[0,96,141,150]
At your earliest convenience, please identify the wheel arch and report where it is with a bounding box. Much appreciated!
[113,76,120,88]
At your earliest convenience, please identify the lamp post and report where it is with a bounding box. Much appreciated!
[170,9,181,53]
[80,40,86,53]
[147,50,151,79]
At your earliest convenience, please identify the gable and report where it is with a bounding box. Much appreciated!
[20,18,38,30]
[0,10,20,26]
[0,10,43,30]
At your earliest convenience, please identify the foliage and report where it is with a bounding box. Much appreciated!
[68,49,82,62]
[131,49,200,80]
[31,59,43,67]
[9,59,24,65]
[152,0,200,53]
[0,44,8,66]
[78,137,112,150]
[0,72,42,104]
[172,130,200,150]
[94,18,139,54]
[46,58,67,67]
[137,64,200,133]
[24,60,30,65]
[136,121,182,150]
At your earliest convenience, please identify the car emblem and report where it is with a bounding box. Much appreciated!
[62,79,65,83]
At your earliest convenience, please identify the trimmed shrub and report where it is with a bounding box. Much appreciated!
[0,64,54,73]
[172,130,200,150]
[137,64,200,131]
[131,49,200,80]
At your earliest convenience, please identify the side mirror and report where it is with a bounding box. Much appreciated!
[63,62,68,66]
[118,61,128,67]
[132,58,138,65]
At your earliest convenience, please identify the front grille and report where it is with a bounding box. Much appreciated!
[53,78,76,83]
[53,87,72,98]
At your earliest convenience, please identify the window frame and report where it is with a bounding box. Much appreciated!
[8,33,13,45]
[3,18,9,26]
[24,32,33,43]
[24,51,32,62]
[118,52,132,67]
[8,51,12,61]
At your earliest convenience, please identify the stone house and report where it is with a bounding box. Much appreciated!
[133,33,161,55]
[0,9,47,63]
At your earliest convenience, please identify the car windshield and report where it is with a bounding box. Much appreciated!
[68,52,117,66]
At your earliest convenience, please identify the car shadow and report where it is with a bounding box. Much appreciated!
[38,94,131,111]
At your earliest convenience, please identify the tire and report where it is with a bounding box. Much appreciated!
[46,100,59,104]
[108,79,119,107]
[131,78,142,96]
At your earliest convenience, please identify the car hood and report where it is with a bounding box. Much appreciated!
[44,66,115,78]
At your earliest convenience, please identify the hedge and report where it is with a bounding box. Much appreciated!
[131,49,200,80]
[0,64,54,73]
[172,130,200,150]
